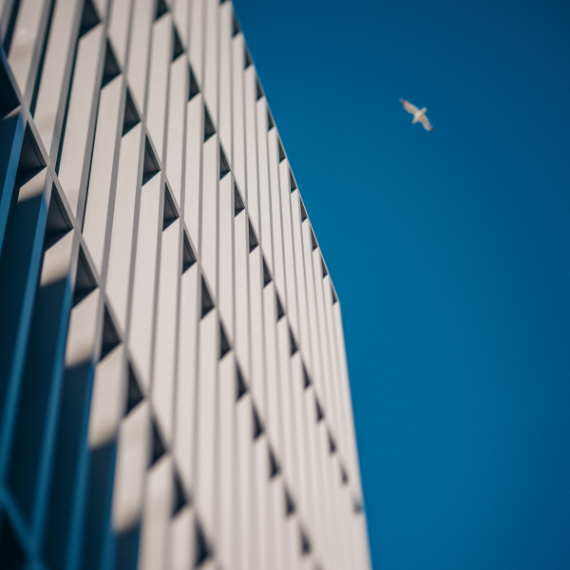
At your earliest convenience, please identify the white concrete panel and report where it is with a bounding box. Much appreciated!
[8,0,49,95]
[200,135,218,291]
[65,289,100,367]
[282,514,299,570]
[146,14,172,161]
[127,0,154,112]
[88,345,125,449]
[218,175,233,337]
[39,229,73,287]
[301,221,326,409]
[112,401,151,532]
[108,0,133,67]
[255,99,273,272]
[105,124,142,331]
[234,210,250,378]
[169,506,194,570]
[276,318,295,489]
[269,477,286,570]
[172,0,188,48]
[312,247,341,439]
[58,25,104,215]
[129,175,162,389]
[231,34,246,197]
[319,277,355,508]
[82,76,123,274]
[248,247,265,411]
[184,94,203,249]
[218,2,233,169]
[289,354,314,529]
[252,436,269,570]
[289,190,313,377]
[278,160,299,337]
[152,219,181,445]
[139,455,174,570]
[332,302,363,498]
[174,263,199,496]
[217,352,237,570]
[316,422,346,570]
[194,308,218,538]
[262,283,280,444]
[188,0,204,85]
[267,129,286,300]
[236,393,254,570]
[33,0,81,151]
[203,0,218,127]
[166,55,187,206]
[301,385,326,566]
[350,511,372,570]
[243,67,259,234]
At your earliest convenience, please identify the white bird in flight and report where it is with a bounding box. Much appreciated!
[400,99,433,131]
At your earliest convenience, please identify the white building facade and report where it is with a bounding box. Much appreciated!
[0,0,371,568]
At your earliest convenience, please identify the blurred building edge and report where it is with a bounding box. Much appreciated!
[0,0,371,568]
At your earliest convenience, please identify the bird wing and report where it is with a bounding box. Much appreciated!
[419,114,433,131]
[400,99,419,114]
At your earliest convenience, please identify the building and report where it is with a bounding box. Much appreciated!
[0,0,371,567]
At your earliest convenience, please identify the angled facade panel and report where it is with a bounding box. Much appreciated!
[0,1,371,568]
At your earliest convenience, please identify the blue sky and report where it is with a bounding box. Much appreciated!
[232,0,570,568]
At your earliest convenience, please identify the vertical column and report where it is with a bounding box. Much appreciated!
[33,0,82,153]
[231,33,246,197]
[234,206,250,378]
[188,0,205,85]
[42,288,101,569]
[278,159,299,338]
[301,220,327,415]
[58,24,105,216]
[267,128,286,301]
[312,245,342,449]
[289,190,314,379]
[202,0,218,127]
[184,93,204,249]
[200,134,218,293]
[82,75,124,275]
[146,14,172,162]
[218,174,233,337]
[105,124,143,331]
[248,246,265,414]
[152,217,181,445]
[173,260,199,498]
[193,306,219,541]
[218,1,233,168]
[139,455,174,570]
[112,402,152,565]
[255,98,273,271]
[7,0,51,99]
[127,0,154,113]
[5,230,75,530]
[235,388,254,570]
[216,351,238,570]
[129,174,162,389]
[243,66,259,232]
[165,55,187,207]
[0,168,50,473]
[108,0,134,68]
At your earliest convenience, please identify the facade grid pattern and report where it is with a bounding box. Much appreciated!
[0,0,371,568]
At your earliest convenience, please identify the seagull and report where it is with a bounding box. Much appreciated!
[400,99,433,131]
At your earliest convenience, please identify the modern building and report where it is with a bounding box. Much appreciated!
[0,0,371,568]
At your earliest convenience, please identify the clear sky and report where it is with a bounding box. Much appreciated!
[232,0,570,568]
